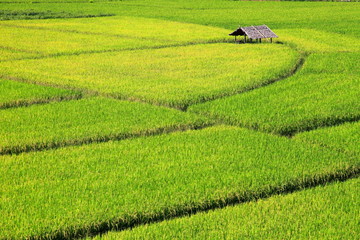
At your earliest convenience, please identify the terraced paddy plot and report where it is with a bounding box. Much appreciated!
[96,178,360,240]
[0,44,299,109]
[295,121,360,157]
[1,126,358,239]
[0,97,208,154]
[189,52,360,135]
[0,79,81,109]
[2,16,230,44]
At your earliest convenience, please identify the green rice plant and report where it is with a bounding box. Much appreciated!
[189,52,360,135]
[295,121,360,157]
[95,178,360,240]
[0,79,81,109]
[0,44,299,109]
[0,97,209,154]
[0,126,358,239]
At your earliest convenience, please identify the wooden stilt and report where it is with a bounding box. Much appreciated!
[270,38,272,43]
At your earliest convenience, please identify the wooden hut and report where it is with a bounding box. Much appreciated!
[229,25,278,43]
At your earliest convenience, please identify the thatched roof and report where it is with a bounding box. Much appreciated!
[229,25,278,39]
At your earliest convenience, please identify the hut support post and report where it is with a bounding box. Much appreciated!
[270,38,272,43]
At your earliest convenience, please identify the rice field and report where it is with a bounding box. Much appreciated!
[295,121,360,157]
[0,0,359,239]
[0,44,299,109]
[1,126,358,239]
[0,17,229,58]
[189,53,360,135]
[94,178,360,239]
[0,97,209,155]
[0,79,81,109]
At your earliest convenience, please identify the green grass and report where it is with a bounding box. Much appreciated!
[189,52,360,135]
[0,43,299,109]
[1,126,358,239]
[95,178,360,240]
[0,97,208,154]
[295,121,360,157]
[0,16,229,57]
[0,79,81,109]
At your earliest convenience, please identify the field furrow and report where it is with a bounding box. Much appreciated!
[0,79,82,109]
[1,126,358,239]
[0,97,209,155]
[94,177,360,239]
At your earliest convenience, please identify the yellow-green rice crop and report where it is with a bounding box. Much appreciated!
[295,121,360,157]
[0,126,358,239]
[0,43,299,109]
[189,52,360,135]
[0,48,36,61]
[0,97,208,154]
[96,178,360,240]
[0,79,81,109]
[276,29,360,53]
[0,24,163,56]
[1,16,230,44]
[0,16,229,57]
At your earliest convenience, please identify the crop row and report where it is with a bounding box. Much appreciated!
[94,177,360,239]
[0,97,209,155]
[189,52,360,135]
[1,126,358,239]
[0,43,299,109]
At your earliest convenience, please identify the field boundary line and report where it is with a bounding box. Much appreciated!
[0,122,214,156]
[180,50,308,111]
[0,39,233,63]
[24,166,359,240]
[0,43,303,112]
[193,110,360,138]
[0,23,173,43]
[0,93,83,110]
